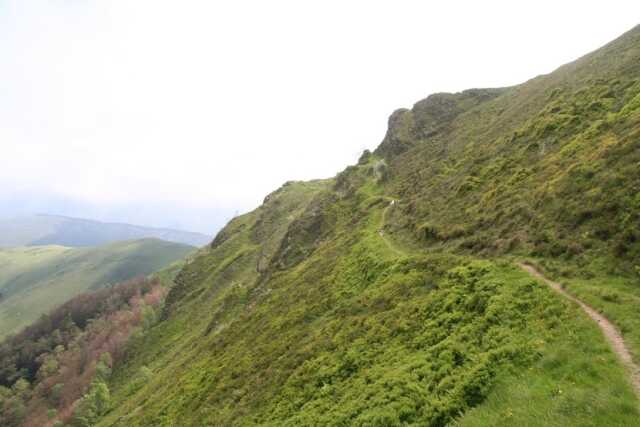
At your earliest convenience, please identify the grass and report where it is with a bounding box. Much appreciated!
[455,264,638,427]
[531,257,640,365]
[377,26,640,274]
[96,167,639,426]
[0,239,193,338]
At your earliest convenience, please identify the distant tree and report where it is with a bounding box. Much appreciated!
[50,383,64,406]
[95,353,112,381]
[70,380,110,427]
[12,378,30,399]
[0,396,25,427]
[47,408,57,420]
[0,276,165,426]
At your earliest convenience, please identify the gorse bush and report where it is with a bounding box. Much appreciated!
[258,261,556,426]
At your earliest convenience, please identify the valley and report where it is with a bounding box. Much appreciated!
[0,239,193,338]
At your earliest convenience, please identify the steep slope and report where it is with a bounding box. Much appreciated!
[380,25,640,266]
[0,215,211,248]
[99,176,638,426]
[0,239,193,338]
[53,25,640,426]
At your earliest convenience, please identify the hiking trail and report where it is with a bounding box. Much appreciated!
[377,198,406,257]
[519,262,640,396]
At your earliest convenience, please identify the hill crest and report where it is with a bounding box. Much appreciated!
[0,214,211,248]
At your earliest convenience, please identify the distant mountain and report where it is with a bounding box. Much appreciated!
[0,238,193,338]
[0,214,211,248]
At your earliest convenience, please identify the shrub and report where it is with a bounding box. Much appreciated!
[70,380,110,427]
[417,222,439,240]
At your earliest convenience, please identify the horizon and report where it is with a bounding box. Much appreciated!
[0,212,211,236]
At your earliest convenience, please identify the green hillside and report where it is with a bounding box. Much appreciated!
[92,26,640,426]
[0,239,193,338]
[4,25,640,426]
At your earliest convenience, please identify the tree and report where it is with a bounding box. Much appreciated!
[70,380,110,427]
[0,397,26,427]
[95,353,112,381]
[12,378,30,399]
[1,383,28,427]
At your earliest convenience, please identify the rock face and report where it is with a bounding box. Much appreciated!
[374,108,415,158]
[374,89,506,158]
[270,191,337,271]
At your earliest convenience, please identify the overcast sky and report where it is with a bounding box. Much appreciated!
[1,1,639,234]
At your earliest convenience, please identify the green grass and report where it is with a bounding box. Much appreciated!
[531,257,640,365]
[455,265,638,427]
[96,170,638,426]
[377,26,640,274]
[39,25,640,426]
[0,239,193,338]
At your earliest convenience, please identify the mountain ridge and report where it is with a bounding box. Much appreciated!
[0,214,211,248]
[3,24,640,427]
[94,25,640,426]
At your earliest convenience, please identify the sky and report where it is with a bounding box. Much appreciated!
[1,1,639,234]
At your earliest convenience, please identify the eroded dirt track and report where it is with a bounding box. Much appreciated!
[519,263,640,395]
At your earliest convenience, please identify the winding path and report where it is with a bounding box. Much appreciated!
[377,199,406,257]
[518,262,640,396]
[374,200,640,396]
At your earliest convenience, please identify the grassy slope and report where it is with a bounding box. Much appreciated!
[97,26,640,426]
[382,27,640,270]
[377,25,640,367]
[100,169,637,426]
[453,266,637,427]
[529,257,640,365]
[0,239,193,338]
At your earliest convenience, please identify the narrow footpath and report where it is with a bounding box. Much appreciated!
[377,199,406,257]
[519,262,640,396]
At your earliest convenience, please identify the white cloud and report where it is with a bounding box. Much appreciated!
[1,0,639,232]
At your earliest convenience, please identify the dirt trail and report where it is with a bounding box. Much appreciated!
[518,262,640,395]
[377,199,406,257]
